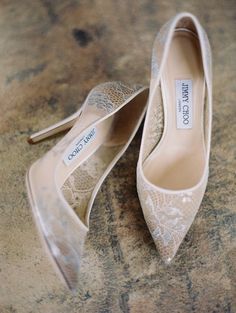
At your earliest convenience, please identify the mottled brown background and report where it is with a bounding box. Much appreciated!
[0,0,235,312]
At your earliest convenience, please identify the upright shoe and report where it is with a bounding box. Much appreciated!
[26,82,148,291]
[137,12,212,262]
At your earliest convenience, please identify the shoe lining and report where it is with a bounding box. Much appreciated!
[144,30,205,190]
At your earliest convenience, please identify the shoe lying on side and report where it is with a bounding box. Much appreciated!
[26,82,148,291]
[137,12,212,263]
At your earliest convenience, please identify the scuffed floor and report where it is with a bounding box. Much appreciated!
[0,1,235,312]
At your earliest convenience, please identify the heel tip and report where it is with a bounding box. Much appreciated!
[27,137,35,144]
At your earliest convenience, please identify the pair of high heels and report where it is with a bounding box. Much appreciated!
[26,12,212,291]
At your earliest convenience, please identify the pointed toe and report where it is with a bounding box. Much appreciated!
[153,237,181,265]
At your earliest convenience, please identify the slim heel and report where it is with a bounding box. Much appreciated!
[27,110,82,144]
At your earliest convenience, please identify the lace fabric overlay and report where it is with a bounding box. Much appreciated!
[137,14,212,262]
[142,85,164,161]
[53,81,143,155]
[151,19,172,80]
[87,81,142,114]
[137,167,208,261]
[61,144,121,224]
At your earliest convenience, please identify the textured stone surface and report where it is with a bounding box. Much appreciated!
[0,1,235,312]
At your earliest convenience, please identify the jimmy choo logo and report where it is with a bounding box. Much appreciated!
[176,79,192,129]
[182,83,190,125]
[63,127,96,165]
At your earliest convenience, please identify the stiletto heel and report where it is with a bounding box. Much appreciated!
[28,110,82,144]
[26,81,149,291]
[137,13,212,262]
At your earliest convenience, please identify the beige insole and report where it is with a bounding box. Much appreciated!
[60,89,148,224]
[144,30,205,190]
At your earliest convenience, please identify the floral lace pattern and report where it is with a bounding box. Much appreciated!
[137,167,207,261]
[53,81,143,154]
[87,81,142,113]
[62,145,121,224]
[142,85,164,161]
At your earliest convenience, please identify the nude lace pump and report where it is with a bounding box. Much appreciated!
[26,82,148,291]
[137,13,212,262]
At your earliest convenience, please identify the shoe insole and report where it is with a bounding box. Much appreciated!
[144,30,205,190]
